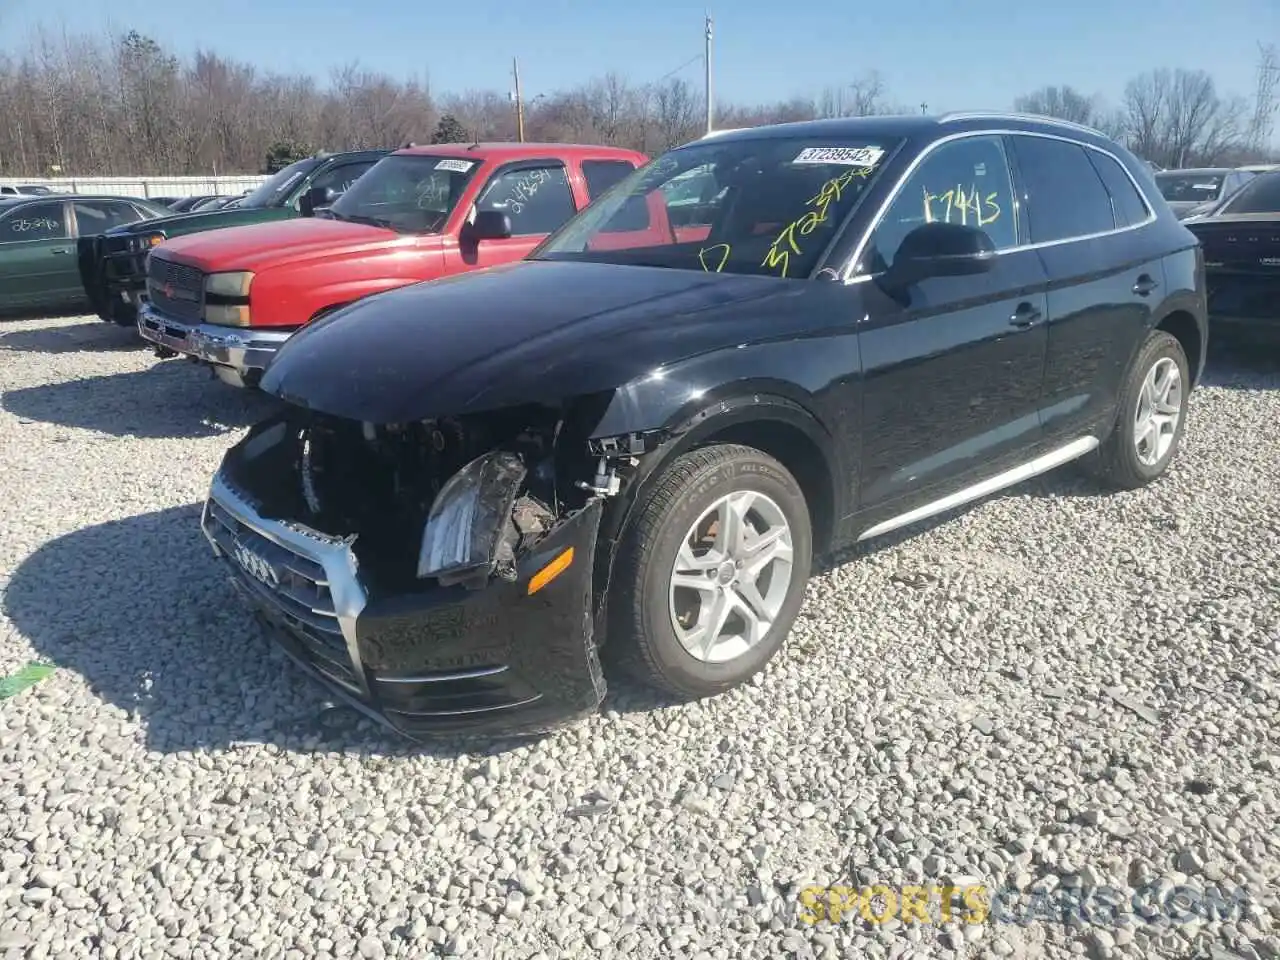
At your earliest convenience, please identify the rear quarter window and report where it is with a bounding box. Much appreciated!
[1085,151,1151,229]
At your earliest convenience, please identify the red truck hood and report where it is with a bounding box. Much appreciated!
[157,217,419,272]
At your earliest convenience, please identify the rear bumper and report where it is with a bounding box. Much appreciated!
[138,301,294,387]
[200,468,607,740]
[1206,270,1280,339]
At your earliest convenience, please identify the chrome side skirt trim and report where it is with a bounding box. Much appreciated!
[856,436,1099,542]
[377,665,510,684]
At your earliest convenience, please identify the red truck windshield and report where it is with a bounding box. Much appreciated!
[326,155,481,233]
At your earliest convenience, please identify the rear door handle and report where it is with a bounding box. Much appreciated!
[50,248,71,256]
[1132,274,1159,296]
[1008,302,1043,328]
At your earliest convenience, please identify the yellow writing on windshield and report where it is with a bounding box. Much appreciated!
[761,166,873,278]
[699,243,732,273]
[922,183,1002,227]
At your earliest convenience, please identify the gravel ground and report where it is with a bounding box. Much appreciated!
[0,314,1278,960]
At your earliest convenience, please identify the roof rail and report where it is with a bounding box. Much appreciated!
[938,111,1104,137]
[700,127,745,139]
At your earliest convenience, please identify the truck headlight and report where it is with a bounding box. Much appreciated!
[132,231,165,252]
[205,271,254,298]
[417,451,527,585]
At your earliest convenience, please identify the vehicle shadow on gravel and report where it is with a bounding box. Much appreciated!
[0,319,143,355]
[1200,337,1280,388]
[2,363,282,438]
[3,504,585,759]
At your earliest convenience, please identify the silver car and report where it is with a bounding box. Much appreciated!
[1154,167,1256,220]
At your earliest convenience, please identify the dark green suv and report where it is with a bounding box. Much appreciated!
[79,148,389,325]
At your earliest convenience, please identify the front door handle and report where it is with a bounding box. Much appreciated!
[1132,274,1159,296]
[50,248,72,256]
[1008,302,1043,329]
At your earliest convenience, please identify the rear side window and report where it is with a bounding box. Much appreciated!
[1012,136,1116,243]
[582,160,636,199]
[1085,151,1151,229]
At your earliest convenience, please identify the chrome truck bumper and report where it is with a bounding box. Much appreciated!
[137,301,294,388]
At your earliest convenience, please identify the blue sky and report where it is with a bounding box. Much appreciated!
[1,0,1275,123]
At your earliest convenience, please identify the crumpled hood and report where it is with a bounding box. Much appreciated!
[261,259,805,424]
[157,217,404,273]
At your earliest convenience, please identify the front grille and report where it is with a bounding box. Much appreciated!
[147,255,204,322]
[202,498,360,691]
[1207,273,1280,320]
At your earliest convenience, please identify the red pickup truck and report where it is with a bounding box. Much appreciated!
[137,141,649,387]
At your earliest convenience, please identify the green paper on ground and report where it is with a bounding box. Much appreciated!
[0,662,55,700]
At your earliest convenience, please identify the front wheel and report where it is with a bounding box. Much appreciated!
[607,443,813,699]
[1096,330,1190,489]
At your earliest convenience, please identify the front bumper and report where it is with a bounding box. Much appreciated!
[199,470,607,739]
[138,301,294,387]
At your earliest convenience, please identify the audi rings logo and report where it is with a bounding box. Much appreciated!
[232,540,279,589]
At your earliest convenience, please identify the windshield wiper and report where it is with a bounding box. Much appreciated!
[330,212,396,229]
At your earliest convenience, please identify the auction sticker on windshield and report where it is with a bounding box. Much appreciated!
[436,159,475,173]
[792,146,885,167]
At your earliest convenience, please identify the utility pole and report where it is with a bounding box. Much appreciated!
[704,14,714,135]
[513,57,526,143]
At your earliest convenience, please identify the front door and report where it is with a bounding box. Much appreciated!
[447,161,581,271]
[0,200,77,311]
[852,134,1050,517]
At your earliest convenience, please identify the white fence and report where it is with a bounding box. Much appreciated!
[0,174,270,199]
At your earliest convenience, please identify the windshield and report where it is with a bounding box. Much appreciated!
[532,137,896,278]
[327,155,480,233]
[1219,172,1280,214]
[239,158,319,209]
[1155,173,1224,203]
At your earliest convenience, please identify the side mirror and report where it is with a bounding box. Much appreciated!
[300,185,339,217]
[882,221,996,291]
[462,209,513,242]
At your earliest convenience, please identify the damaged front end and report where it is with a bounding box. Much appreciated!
[202,396,637,738]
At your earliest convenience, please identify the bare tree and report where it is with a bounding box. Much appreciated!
[1013,85,1103,126]
[1122,68,1245,168]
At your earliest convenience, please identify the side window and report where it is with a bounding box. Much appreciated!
[581,160,637,200]
[308,161,376,197]
[1085,151,1150,229]
[866,135,1017,273]
[1011,136,1115,243]
[74,200,145,234]
[0,201,67,243]
[475,164,576,236]
[584,159,649,232]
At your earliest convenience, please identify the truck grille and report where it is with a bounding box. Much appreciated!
[202,498,361,691]
[147,255,204,322]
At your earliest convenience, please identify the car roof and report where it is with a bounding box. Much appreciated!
[396,142,646,162]
[671,111,1124,153]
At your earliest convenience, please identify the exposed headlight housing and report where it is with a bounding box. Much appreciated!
[417,451,527,587]
[132,231,165,252]
[205,271,254,298]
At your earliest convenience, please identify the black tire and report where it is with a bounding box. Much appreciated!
[1095,330,1190,490]
[606,443,813,699]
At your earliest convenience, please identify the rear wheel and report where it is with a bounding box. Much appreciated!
[607,443,813,699]
[1096,330,1190,489]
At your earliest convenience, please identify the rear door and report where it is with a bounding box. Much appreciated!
[0,199,77,311]
[449,160,580,270]
[854,133,1051,514]
[1007,134,1163,445]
